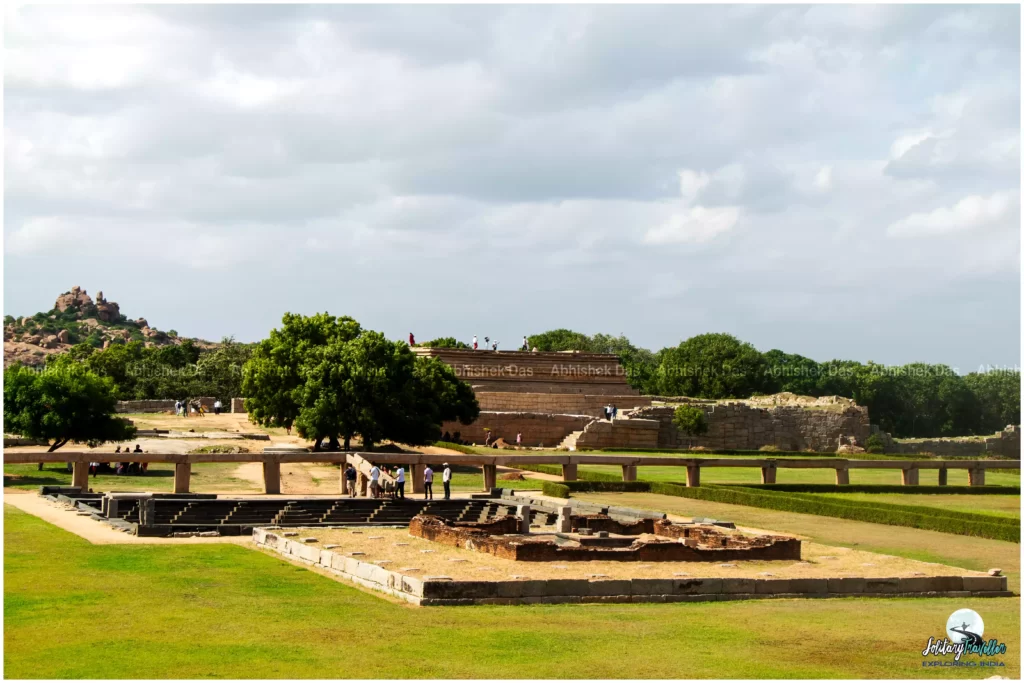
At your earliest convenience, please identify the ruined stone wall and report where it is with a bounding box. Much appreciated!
[883,425,1021,458]
[476,392,651,416]
[628,402,871,452]
[231,398,246,413]
[440,412,590,447]
[115,399,177,413]
[573,417,661,450]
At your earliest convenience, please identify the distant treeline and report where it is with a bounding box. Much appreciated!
[520,329,1019,439]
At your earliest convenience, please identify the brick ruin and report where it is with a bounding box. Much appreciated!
[408,513,801,562]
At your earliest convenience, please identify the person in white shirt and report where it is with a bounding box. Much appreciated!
[423,465,434,500]
[521,336,528,351]
[395,466,406,499]
[369,464,381,499]
[472,335,478,350]
[213,399,223,415]
[442,462,452,500]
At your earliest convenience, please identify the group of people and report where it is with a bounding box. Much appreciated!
[174,399,224,417]
[604,404,618,420]
[341,461,453,500]
[83,444,147,477]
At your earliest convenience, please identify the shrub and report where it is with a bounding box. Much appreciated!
[432,441,474,454]
[542,482,571,498]
[672,404,708,437]
[865,434,886,454]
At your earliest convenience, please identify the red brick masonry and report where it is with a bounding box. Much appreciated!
[409,515,801,562]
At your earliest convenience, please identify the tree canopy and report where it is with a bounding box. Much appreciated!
[243,313,479,450]
[4,358,137,452]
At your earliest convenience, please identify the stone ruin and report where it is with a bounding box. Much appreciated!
[408,513,801,563]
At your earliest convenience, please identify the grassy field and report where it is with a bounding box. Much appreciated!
[4,505,1019,679]
[575,492,1023,592]
[574,463,1021,487]
[821,492,1021,519]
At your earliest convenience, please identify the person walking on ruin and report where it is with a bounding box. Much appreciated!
[442,462,452,500]
[409,332,415,346]
[344,463,357,497]
[521,336,528,351]
[369,463,381,498]
[395,466,406,499]
[472,335,478,350]
[423,465,434,500]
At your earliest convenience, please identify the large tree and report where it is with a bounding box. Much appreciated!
[653,333,767,398]
[244,314,478,450]
[4,359,137,456]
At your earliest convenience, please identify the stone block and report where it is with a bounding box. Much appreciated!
[721,578,757,594]
[252,528,267,544]
[755,579,793,594]
[330,553,348,572]
[827,577,866,594]
[584,595,632,604]
[663,594,719,603]
[962,575,1007,592]
[864,577,901,593]
[673,578,722,595]
[631,579,675,596]
[587,579,633,596]
[319,550,334,567]
[787,578,828,594]
[296,544,320,563]
[899,576,963,593]
[422,580,495,600]
[494,581,524,598]
[400,575,424,597]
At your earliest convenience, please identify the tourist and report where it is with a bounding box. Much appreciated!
[182,399,189,418]
[516,432,522,447]
[423,465,434,500]
[116,462,124,475]
[442,462,452,500]
[213,399,222,415]
[492,341,499,351]
[134,444,143,453]
[483,336,490,350]
[409,332,415,346]
[485,431,492,447]
[472,335,478,350]
[90,461,99,477]
[115,446,121,454]
[369,463,381,498]
[521,336,528,351]
[141,461,149,475]
[395,466,405,499]
[344,463,357,497]
[611,404,618,419]
[174,400,181,416]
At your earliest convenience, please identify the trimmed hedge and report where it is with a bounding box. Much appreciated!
[540,480,1019,542]
[586,447,925,460]
[732,484,1021,495]
[515,463,624,482]
[431,441,475,454]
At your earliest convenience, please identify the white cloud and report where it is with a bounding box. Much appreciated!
[887,191,1019,238]
[643,206,740,245]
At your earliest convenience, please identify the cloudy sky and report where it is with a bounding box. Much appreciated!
[4,4,1020,371]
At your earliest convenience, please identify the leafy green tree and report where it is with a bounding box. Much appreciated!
[964,370,1021,433]
[864,434,885,454]
[760,349,821,396]
[4,359,137,454]
[420,337,471,349]
[672,404,709,437]
[654,333,767,398]
[527,329,594,352]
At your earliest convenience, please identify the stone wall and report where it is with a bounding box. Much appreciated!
[625,402,872,452]
[413,348,637,395]
[476,392,651,417]
[881,425,1021,458]
[573,417,661,450]
[115,399,177,413]
[440,412,591,447]
[231,398,246,413]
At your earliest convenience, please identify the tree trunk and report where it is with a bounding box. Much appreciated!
[312,436,324,452]
[327,435,340,451]
[343,434,351,451]
[47,438,69,453]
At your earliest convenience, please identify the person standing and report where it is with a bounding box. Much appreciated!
[442,462,452,500]
[409,332,415,346]
[521,336,528,351]
[344,463,357,497]
[395,466,406,499]
[369,463,381,499]
[174,400,181,416]
[472,335,478,350]
[516,432,522,447]
[423,465,434,500]
[213,399,222,415]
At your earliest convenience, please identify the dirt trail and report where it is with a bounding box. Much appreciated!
[232,461,341,495]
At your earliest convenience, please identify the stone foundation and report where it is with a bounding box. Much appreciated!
[440,412,591,447]
[476,392,652,417]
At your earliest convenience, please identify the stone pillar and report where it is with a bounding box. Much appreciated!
[938,468,948,486]
[561,463,578,482]
[71,461,90,490]
[556,505,572,533]
[621,465,636,482]
[357,471,368,497]
[412,464,426,494]
[516,505,531,533]
[482,464,497,491]
[262,460,281,495]
[901,467,919,486]
[835,467,850,486]
[106,497,119,519]
[969,468,986,487]
[686,465,701,487]
[760,463,777,484]
[141,498,155,526]
[174,463,191,494]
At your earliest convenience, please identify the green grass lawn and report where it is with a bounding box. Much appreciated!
[4,463,262,494]
[820,493,1021,519]
[4,505,1019,679]
[574,463,1021,487]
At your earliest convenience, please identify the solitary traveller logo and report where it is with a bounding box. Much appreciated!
[921,609,1006,668]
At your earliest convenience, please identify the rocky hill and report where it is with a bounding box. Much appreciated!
[4,286,215,367]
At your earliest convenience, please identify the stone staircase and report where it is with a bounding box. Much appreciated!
[557,429,586,451]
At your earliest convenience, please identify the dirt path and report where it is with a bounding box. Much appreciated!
[232,461,341,495]
[3,491,250,546]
